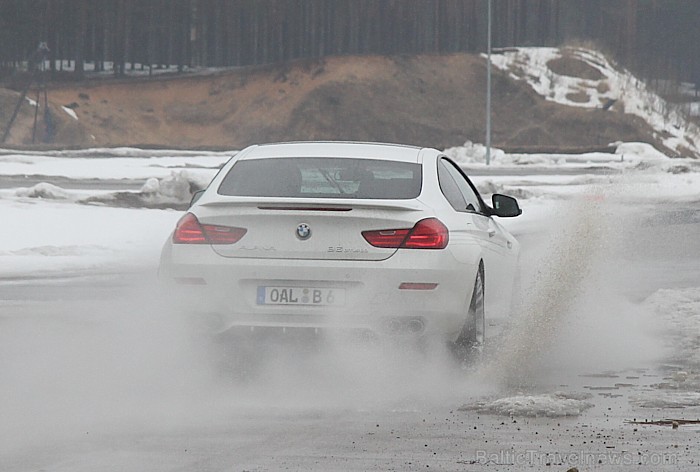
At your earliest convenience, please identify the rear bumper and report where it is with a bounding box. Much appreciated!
[159,242,480,339]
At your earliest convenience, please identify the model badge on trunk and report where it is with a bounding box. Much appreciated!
[296,223,311,240]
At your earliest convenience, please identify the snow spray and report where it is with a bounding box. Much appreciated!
[485,190,612,388]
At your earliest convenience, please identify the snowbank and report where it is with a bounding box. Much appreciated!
[445,140,657,168]
[614,142,669,161]
[82,171,209,209]
[16,182,72,200]
[11,171,208,210]
[443,141,506,165]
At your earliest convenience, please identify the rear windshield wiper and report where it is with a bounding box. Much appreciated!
[319,168,346,194]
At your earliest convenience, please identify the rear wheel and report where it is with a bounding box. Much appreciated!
[452,263,485,366]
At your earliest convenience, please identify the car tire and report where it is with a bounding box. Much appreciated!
[452,263,485,367]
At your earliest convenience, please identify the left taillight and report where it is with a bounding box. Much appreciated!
[362,218,449,249]
[172,213,247,244]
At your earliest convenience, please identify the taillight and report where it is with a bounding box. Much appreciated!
[362,218,448,249]
[361,228,411,248]
[173,213,247,244]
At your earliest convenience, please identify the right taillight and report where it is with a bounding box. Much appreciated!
[173,213,247,244]
[362,218,448,249]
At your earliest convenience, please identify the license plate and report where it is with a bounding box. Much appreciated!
[256,286,346,306]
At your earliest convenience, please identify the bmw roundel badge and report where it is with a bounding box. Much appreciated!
[296,223,311,240]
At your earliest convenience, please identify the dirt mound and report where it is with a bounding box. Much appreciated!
[1,88,93,146]
[1,53,667,152]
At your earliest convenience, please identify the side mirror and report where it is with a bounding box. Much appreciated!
[491,194,522,217]
[189,189,205,207]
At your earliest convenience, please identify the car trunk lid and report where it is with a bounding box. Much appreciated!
[197,198,427,261]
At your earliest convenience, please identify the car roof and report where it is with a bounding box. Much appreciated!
[237,141,439,163]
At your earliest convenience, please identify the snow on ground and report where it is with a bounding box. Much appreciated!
[0,148,231,180]
[446,141,671,168]
[459,391,594,417]
[15,182,72,199]
[686,102,700,117]
[61,106,79,120]
[630,392,700,409]
[0,149,237,278]
[1,198,180,277]
[488,47,700,157]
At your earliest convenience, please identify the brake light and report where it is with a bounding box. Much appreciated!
[362,218,448,249]
[173,213,247,244]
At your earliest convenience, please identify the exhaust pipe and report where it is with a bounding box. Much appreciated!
[386,319,402,333]
[407,318,425,334]
[384,317,425,334]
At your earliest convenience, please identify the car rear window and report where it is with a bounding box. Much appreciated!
[218,157,422,199]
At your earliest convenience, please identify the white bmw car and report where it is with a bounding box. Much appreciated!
[159,142,521,358]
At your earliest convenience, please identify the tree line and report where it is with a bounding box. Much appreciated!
[0,0,698,86]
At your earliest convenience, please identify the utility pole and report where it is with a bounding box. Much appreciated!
[1,43,49,144]
[485,0,492,166]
